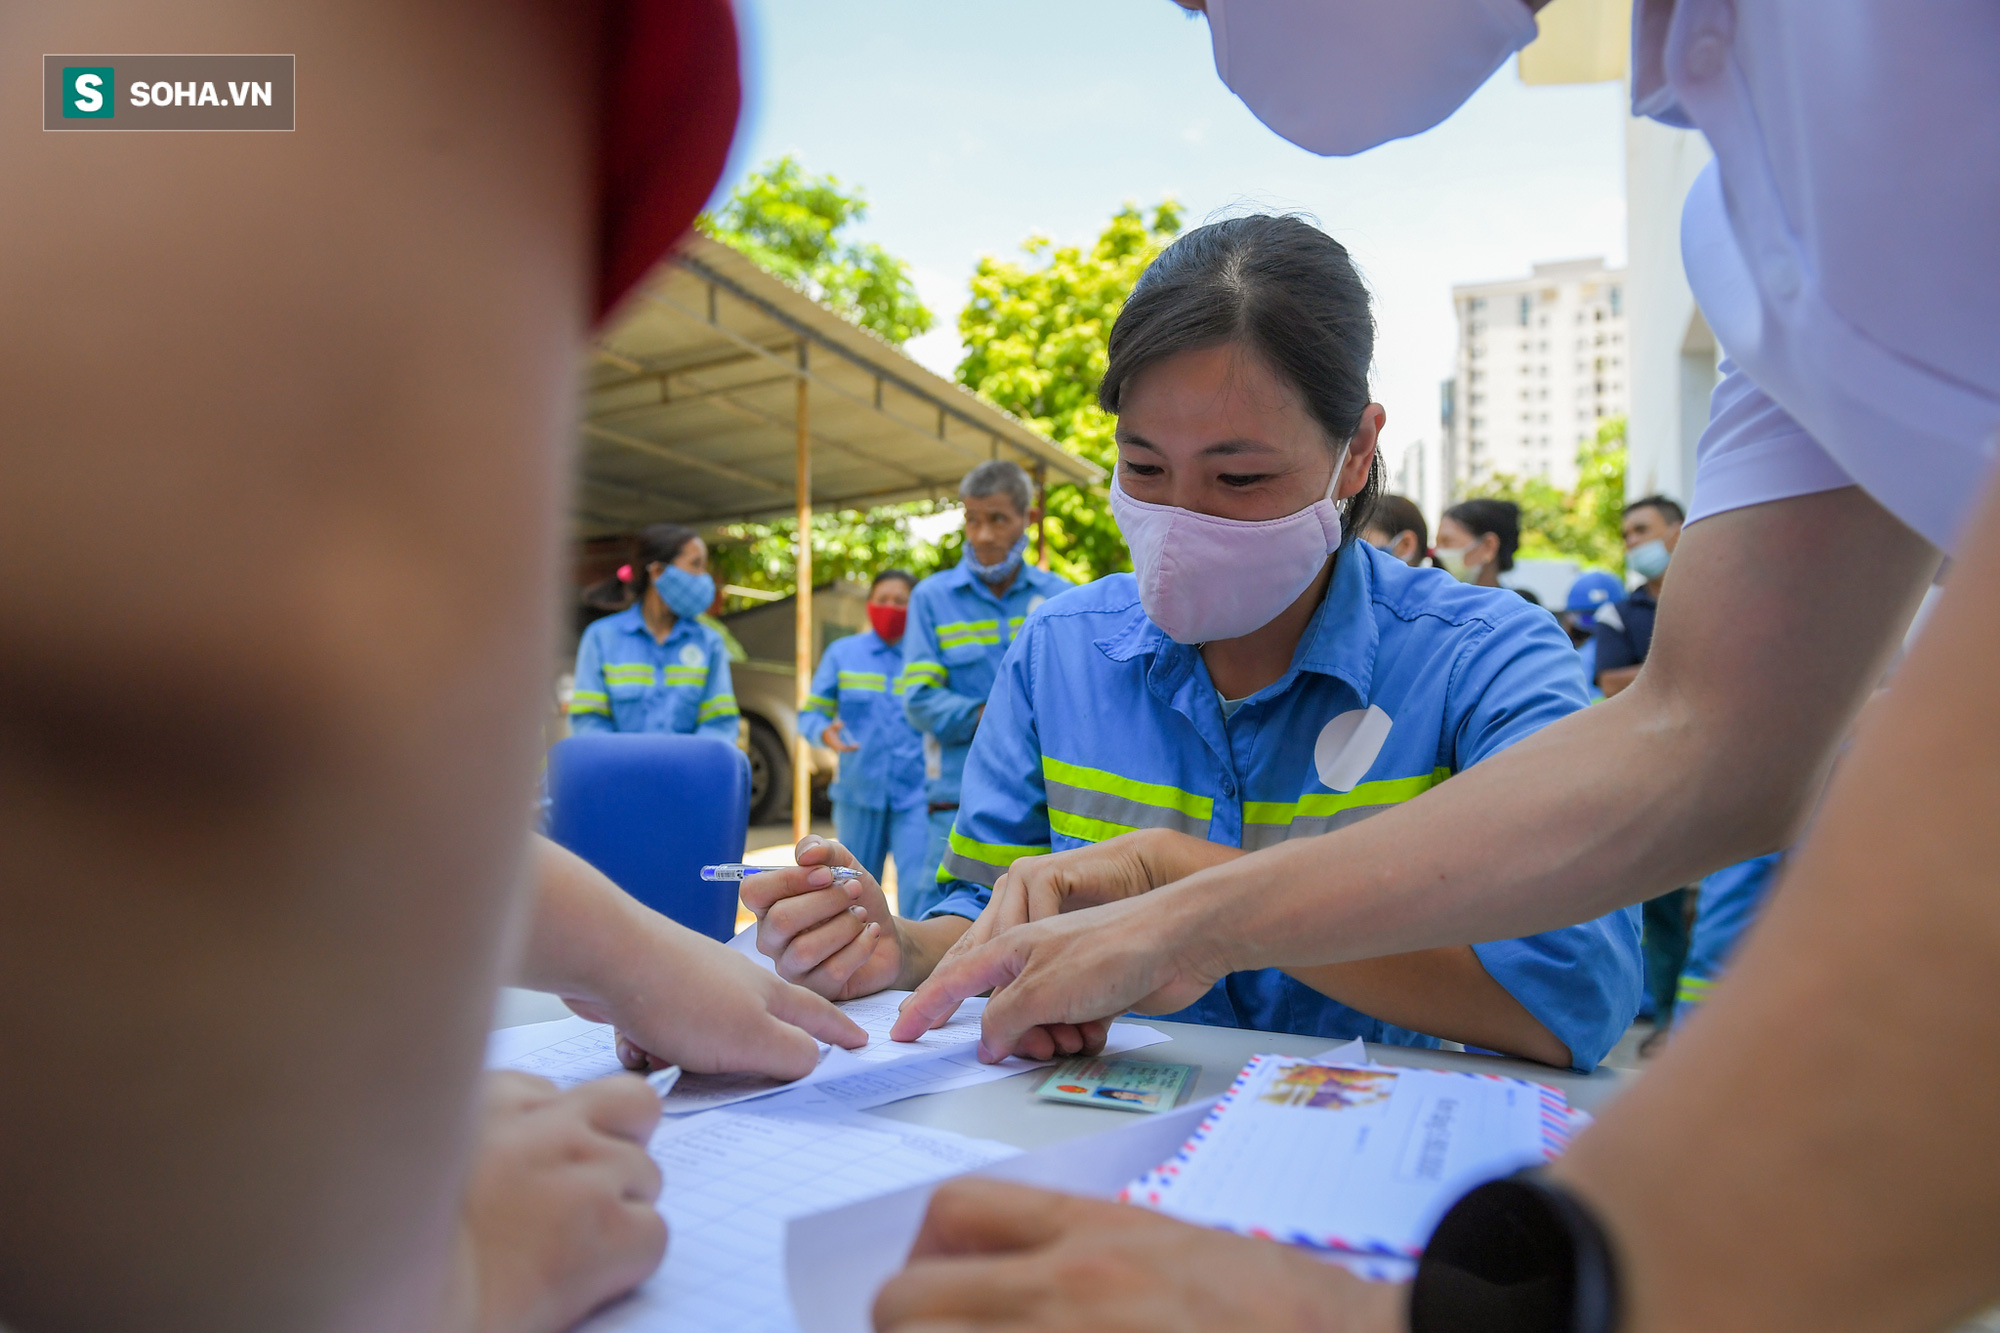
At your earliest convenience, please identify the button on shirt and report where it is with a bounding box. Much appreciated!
[899,555,1072,806]
[798,630,927,812]
[1631,0,2000,552]
[569,605,739,739]
[928,542,1643,1071]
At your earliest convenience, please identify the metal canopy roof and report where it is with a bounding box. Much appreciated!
[578,235,1102,539]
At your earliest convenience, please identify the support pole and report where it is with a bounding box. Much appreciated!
[794,355,813,844]
[1034,462,1050,570]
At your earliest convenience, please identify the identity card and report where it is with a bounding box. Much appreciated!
[1034,1057,1198,1113]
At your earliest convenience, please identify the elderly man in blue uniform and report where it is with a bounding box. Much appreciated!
[898,460,1069,917]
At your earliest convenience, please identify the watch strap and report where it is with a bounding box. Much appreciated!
[1408,1168,1621,1333]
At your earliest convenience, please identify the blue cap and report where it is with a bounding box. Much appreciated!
[1564,571,1624,629]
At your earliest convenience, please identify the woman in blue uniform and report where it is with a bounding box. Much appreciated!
[797,571,929,893]
[569,523,738,739]
[746,216,1640,1072]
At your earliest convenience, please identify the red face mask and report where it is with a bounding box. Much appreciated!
[868,603,908,641]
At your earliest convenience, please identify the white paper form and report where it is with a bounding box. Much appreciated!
[785,1100,1217,1333]
[779,1040,1391,1333]
[1125,1056,1555,1259]
[488,995,1169,1114]
[582,1104,1020,1333]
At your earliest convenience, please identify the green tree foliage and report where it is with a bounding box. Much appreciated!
[697,157,951,601]
[955,201,1185,583]
[706,501,962,604]
[700,156,933,345]
[1465,417,1629,572]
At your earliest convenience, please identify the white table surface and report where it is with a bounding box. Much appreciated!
[495,990,1636,1149]
[860,1017,1635,1150]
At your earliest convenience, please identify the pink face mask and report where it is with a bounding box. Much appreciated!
[1109,452,1348,645]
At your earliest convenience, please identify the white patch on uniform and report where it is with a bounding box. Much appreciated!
[1593,603,1624,633]
[921,732,943,781]
[1027,594,1046,613]
[679,643,705,667]
[1314,706,1393,793]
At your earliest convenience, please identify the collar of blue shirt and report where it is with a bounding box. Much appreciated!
[609,602,701,646]
[946,553,1063,602]
[1092,539,1382,704]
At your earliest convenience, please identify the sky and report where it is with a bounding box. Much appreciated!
[720,0,1629,485]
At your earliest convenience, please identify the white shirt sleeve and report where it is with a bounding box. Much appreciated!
[1685,359,1857,528]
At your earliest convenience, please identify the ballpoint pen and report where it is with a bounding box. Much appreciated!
[701,863,864,883]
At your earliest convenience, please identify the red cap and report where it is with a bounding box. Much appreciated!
[595,0,742,324]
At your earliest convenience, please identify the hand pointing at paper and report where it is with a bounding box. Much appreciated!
[746,834,1108,1060]
[873,1178,1402,1333]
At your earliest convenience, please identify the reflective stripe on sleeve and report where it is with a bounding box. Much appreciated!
[897,661,948,691]
[1676,975,1716,1007]
[1040,756,1213,842]
[569,690,610,716]
[937,827,1051,888]
[696,694,738,723]
[1239,768,1450,850]
[804,693,838,717]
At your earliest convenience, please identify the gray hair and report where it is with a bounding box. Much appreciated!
[959,459,1034,516]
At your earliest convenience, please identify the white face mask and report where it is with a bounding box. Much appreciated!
[1434,544,1480,583]
[1202,0,1540,157]
[1109,450,1348,645]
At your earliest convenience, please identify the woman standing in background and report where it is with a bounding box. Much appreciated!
[569,523,739,740]
[799,570,929,898]
[1432,497,1519,589]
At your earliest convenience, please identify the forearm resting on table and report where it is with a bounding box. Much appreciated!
[517,835,663,1001]
[1160,492,1937,974]
[1285,950,1569,1068]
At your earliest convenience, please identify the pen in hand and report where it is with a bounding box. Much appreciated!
[701,863,863,883]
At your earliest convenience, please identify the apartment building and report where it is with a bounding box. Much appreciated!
[1446,258,1629,491]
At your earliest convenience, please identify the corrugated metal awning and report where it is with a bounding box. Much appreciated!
[577,235,1102,538]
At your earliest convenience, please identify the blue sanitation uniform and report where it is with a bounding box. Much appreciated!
[898,553,1071,916]
[928,541,1642,1072]
[569,604,739,739]
[798,629,929,893]
[1576,636,1602,703]
[1674,852,1784,1019]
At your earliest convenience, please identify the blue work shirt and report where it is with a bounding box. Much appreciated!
[1589,587,1656,687]
[799,630,927,812]
[899,553,1071,806]
[1576,637,1602,702]
[569,605,739,740]
[929,540,1642,1072]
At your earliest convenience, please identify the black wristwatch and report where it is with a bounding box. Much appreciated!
[1408,1169,1621,1333]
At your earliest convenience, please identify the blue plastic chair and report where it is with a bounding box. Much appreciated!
[546,733,751,941]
